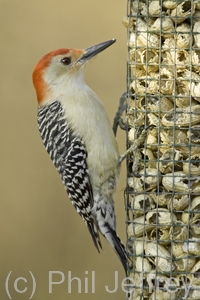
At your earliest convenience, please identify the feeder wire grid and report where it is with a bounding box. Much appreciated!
[124,0,200,299]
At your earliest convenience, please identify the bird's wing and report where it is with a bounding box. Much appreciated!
[37,100,102,251]
[61,137,102,252]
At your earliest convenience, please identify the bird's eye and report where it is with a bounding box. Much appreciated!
[61,57,71,65]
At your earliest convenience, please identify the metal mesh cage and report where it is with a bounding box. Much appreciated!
[124,0,200,299]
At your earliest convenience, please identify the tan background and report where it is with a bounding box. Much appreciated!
[1,1,127,299]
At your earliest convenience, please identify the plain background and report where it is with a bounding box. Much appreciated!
[1,1,128,299]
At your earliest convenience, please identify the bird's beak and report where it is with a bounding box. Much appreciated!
[76,39,116,64]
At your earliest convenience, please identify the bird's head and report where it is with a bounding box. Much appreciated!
[32,39,116,105]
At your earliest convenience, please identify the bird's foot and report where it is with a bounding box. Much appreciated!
[118,124,155,165]
[113,92,127,136]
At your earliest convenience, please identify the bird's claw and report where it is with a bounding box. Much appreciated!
[113,92,128,136]
[118,124,154,165]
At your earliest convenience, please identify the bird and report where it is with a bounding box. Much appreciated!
[32,39,127,274]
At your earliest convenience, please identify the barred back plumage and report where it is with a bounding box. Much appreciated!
[38,101,102,251]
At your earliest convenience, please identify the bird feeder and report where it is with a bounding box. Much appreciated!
[123,0,200,299]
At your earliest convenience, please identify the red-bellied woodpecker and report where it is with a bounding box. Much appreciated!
[32,39,127,273]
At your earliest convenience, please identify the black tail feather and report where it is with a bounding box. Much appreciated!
[109,227,128,275]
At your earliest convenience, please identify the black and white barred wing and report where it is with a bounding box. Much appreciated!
[37,101,102,252]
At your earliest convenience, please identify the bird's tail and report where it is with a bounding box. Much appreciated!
[92,198,128,275]
[105,224,128,275]
[89,219,128,274]
[96,217,128,275]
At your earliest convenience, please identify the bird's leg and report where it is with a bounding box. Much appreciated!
[113,92,127,136]
[118,125,155,166]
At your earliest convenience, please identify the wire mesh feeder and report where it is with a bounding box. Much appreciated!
[123,0,200,299]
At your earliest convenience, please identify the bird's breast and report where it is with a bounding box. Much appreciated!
[60,92,119,189]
